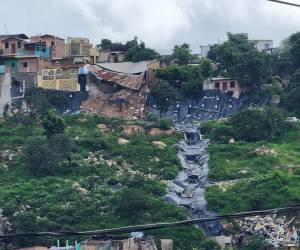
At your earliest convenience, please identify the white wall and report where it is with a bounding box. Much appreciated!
[0,72,11,118]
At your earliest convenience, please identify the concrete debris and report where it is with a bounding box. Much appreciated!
[152,141,167,149]
[81,84,146,120]
[0,209,11,235]
[0,149,16,162]
[84,151,117,167]
[118,138,130,145]
[119,161,158,180]
[237,215,299,247]
[255,146,278,156]
[73,183,89,196]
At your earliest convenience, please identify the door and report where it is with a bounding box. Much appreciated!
[11,43,16,54]
[223,81,228,91]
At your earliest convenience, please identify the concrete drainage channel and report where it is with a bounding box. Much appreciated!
[166,123,222,236]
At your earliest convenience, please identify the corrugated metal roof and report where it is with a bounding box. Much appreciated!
[89,65,144,90]
[0,34,29,41]
[97,61,150,74]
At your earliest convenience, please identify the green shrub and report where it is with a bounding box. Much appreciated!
[158,118,172,129]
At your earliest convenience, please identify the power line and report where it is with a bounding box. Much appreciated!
[1,205,300,239]
[267,0,300,7]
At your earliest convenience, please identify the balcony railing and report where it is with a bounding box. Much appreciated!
[16,48,50,58]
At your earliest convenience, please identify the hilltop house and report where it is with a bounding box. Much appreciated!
[30,34,65,59]
[0,34,52,98]
[203,77,243,99]
[37,64,88,92]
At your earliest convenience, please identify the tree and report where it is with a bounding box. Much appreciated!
[281,69,300,115]
[197,239,221,250]
[208,33,272,90]
[199,58,213,78]
[48,134,73,162]
[282,86,300,116]
[125,36,139,50]
[181,80,203,97]
[23,138,57,176]
[172,43,193,65]
[229,107,287,142]
[150,81,178,116]
[42,109,65,137]
[125,39,159,62]
[241,236,268,250]
[115,189,151,219]
[278,32,300,76]
[99,39,112,50]
[25,88,51,117]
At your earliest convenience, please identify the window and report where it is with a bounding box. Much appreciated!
[265,44,270,50]
[70,69,77,75]
[214,82,220,89]
[5,42,9,49]
[43,69,55,80]
[56,69,63,76]
[42,41,46,45]
[51,41,55,46]
[11,63,16,68]
[17,42,22,48]
[23,62,28,68]
[230,81,235,88]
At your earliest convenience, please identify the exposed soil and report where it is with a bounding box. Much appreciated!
[81,84,146,119]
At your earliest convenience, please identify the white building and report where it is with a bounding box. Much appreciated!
[251,39,273,52]
[0,66,11,118]
[203,77,243,99]
[199,45,213,58]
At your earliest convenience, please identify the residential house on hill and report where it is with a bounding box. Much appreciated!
[37,64,87,92]
[203,77,243,99]
[30,34,65,59]
[0,34,52,98]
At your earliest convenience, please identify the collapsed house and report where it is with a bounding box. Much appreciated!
[82,61,159,119]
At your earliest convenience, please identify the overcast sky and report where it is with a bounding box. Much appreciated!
[0,0,300,53]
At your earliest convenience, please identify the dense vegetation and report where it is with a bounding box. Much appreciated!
[208,33,273,90]
[98,37,159,62]
[203,108,300,215]
[0,113,207,249]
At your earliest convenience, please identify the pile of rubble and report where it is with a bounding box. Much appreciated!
[81,85,146,120]
[0,149,17,169]
[237,215,299,247]
[84,151,117,167]
[254,145,278,156]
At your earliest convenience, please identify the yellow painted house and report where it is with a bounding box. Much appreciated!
[37,65,82,92]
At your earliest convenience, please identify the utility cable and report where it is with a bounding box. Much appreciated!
[0,205,300,239]
[267,0,300,7]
